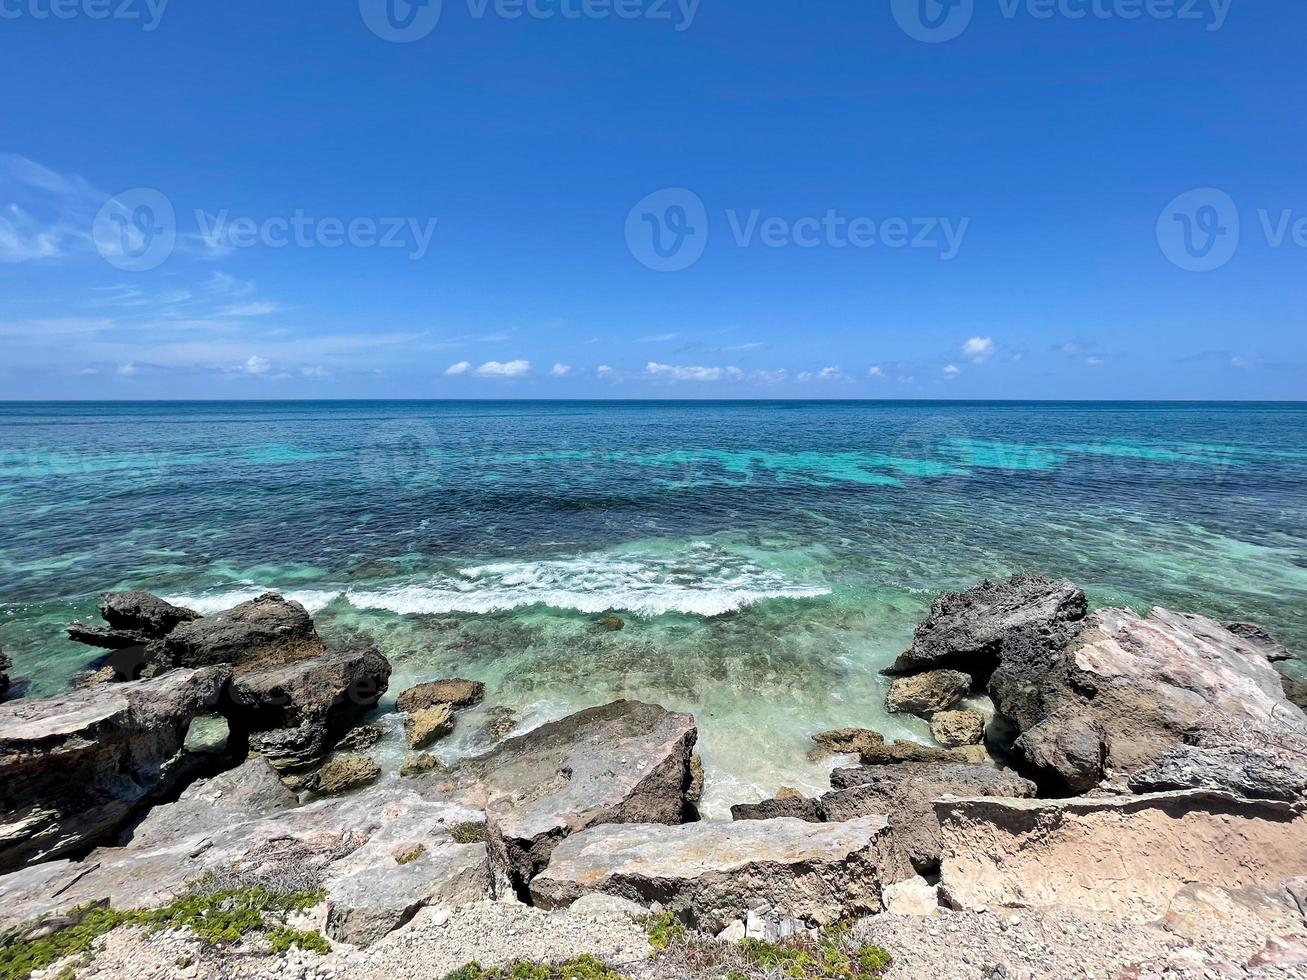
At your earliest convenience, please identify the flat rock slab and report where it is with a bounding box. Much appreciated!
[397,678,485,713]
[0,765,493,945]
[531,816,910,932]
[0,665,229,873]
[937,791,1307,920]
[425,699,697,886]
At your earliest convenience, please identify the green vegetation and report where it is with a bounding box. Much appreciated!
[0,886,329,980]
[449,821,488,844]
[642,914,892,980]
[441,956,627,980]
[395,844,427,865]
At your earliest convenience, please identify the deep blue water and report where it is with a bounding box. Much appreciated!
[3,400,1304,810]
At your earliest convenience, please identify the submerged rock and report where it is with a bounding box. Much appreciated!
[405,703,455,749]
[422,699,697,888]
[0,649,9,700]
[164,592,324,670]
[930,709,986,747]
[0,665,229,873]
[885,669,972,717]
[336,723,386,752]
[937,790,1307,920]
[892,573,1087,676]
[530,815,910,932]
[401,752,446,777]
[396,678,485,713]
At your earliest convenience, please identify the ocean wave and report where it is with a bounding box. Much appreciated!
[163,588,341,616]
[343,547,830,618]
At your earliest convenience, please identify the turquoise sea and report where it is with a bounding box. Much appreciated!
[2,401,1305,813]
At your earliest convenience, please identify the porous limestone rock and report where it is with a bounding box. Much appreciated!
[930,709,986,747]
[0,665,229,873]
[396,678,485,713]
[885,669,972,717]
[530,816,911,932]
[420,699,697,887]
[309,753,381,795]
[405,703,455,749]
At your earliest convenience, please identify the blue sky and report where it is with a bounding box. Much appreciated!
[1,0,1304,399]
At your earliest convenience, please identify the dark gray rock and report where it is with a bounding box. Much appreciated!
[0,666,230,872]
[335,723,386,752]
[249,721,328,774]
[891,573,1087,676]
[1222,621,1293,662]
[730,796,823,822]
[65,622,151,651]
[1128,743,1307,803]
[0,649,9,701]
[164,592,324,669]
[422,700,697,889]
[99,592,199,638]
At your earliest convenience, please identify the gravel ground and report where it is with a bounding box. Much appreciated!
[30,895,1307,980]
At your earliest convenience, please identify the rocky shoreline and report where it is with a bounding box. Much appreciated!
[1,574,1306,979]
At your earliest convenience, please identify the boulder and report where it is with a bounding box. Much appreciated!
[396,678,485,713]
[891,573,1087,675]
[730,795,823,822]
[421,700,697,888]
[882,875,940,916]
[885,669,971,717]
[100,591,200,637]
[0,665,229,873]
[401,752,446,777]
[0,774,493,945]
[930,709,985,747]
[164,592,324,670]
[309,754,381,795]
[405,703,454,749]
[821,761,1036,873]
[530,816,911,932]
[809,728,885,760]
[990,607,1307,795]
[937,791,1307,920]
[857,739,956,766]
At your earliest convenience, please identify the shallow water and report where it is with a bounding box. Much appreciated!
[2,400,1304,815]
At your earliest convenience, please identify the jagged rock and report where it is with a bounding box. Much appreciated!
[886,670,971,717]
[396,678,485,713]
[0,774,491,945]
[730,795,822,822]
[164,592,324,670]
[808,728,884,760]
[530,816,911,932]
[65,622,151,650]
[250,721,328,774]
[883,875,939,916]
[405,703,454,749]
[100,591,200,638]
[688,754,705,803]
[1128,743,1307,802]
[336,724,386,752]
[401,752,446,777]
[1222,621,1293,662]
[821,761,1036,873]
[930,709,986,747]
[990,607,1307,795]
[309,754,381,795]
[892,573,1087,675]
[0,666,229,873]
[421,700,697,887]
[937,791,1307,920]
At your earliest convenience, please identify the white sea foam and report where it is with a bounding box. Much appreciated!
[163,588,341,615]
[343,547,830,618]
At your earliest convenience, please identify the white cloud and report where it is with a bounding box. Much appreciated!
[943,364,961,377]
[301,365,330,378]
[868,365,884,378]
[444,361,472,376]
[756,369,788,383]
[241,355,271,375]
[117,362,138,376]
[637,332,679,343]
[1230,356,1250,368]
[0,153,101,263]
[1086,356,1105,366]
[962,336,994,362]
[647,361,727,381]
[797,366,848,383]
[476,359,530,377]
[596,364,616,378]
[220,301,283,317]
[550,363,572,377]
